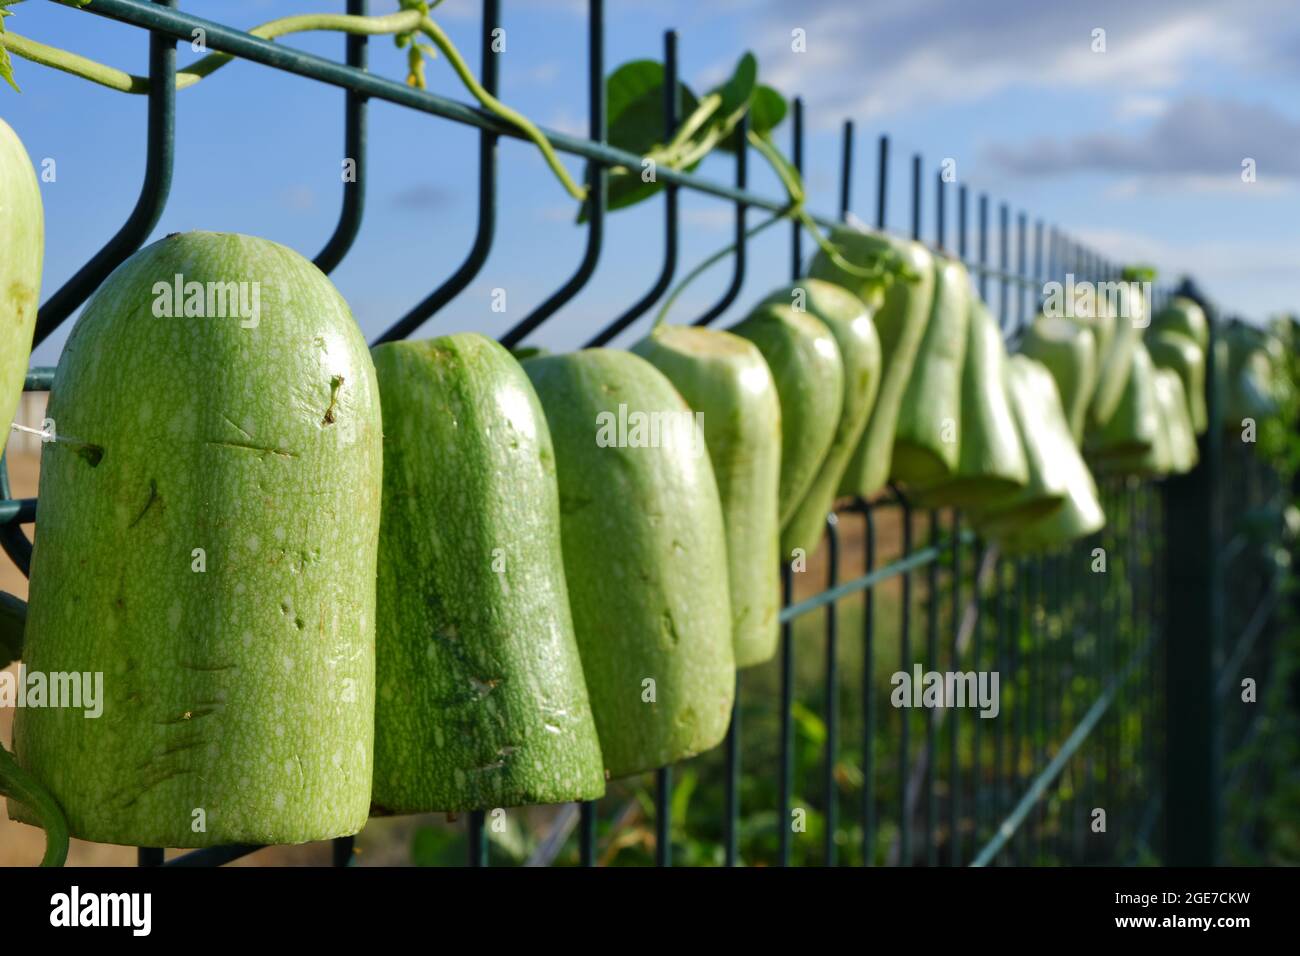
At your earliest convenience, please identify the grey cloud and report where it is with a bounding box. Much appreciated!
[987,95,1300,178]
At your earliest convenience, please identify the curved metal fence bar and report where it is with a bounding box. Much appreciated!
[372,0,500,346]
[312,0,369,275]
[586,30,679,347]
[35,0,176,347]
[499,0,605,349]
[691,116,748,328]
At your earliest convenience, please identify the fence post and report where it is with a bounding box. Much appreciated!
[1162,289,1222,866]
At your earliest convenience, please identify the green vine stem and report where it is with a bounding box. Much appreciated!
[652,208,788,328]
[0,6,587,200]
[0,744,69,867]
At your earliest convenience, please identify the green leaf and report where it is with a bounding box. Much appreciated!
[1,0,23,93]
[579,58,700,221]
[748,84,788,137]
[1122,263,1158,283]
[709,52,759,153]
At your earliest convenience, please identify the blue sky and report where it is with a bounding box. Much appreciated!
[4,0,1298,365]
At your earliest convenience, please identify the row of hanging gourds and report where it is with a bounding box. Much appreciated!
[0,216,1230,854]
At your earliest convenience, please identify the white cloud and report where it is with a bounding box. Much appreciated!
[743,0,1291,126]
[1072,226,1300,317]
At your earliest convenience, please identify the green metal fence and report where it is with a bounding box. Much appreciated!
[0,0,1284,867]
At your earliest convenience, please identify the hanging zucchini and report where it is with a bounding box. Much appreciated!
[1087,342,1160,469]
[1087,281,1146,428]
[890,256,971,486]
[993,359,1105,554]
[1149,330,1207,435]
[12,232,383,847]
[969,356,1070,537]
[632,325,782,669]
[1151,296,1208,350]
[758,280,880,561]
[0,117,42,443]
[524,349,735,778]
[730,303,843,529]
[370,335,605,814]
[809,230,936,499]
[910,299,1027,509]
[1018,315,1097,445]
[1153,368,1199,474]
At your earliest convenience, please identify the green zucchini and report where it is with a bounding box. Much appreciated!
[370,334,605,813]
[1019,315,1097,445]
[1153,368,1198,474]
[1088,281,1146,428]
[730,303,843,529]
[809,230,936,499]
[12,232,382,847]
[1148,330,1207,435]
[0,117,43,442]
[969,356,1070,537]
[891,257,970,485]
[524,349,735,778]
[632,325,781,668]
[1087,342,1160,468]
[1151,296,1208,350]
[910,299,1027,509]
[993,358,1105,554]
[758,280,880,560]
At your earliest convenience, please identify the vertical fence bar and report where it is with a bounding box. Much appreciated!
[898,493,914,865]
[910,154,922,241]
[839,120,854,221]
[949,513,962,865]
[778,564,795,866]
[1015,212,1027,332]
[824,515,841,865]
[860,501,877,865]
[655,767,673,866]
[579,801,597,867]
[468,810,487,866]
[925,511,940,865]
[977,194,989,302]
[724,672,741,866]
[876,135,888,229]
[1164,312,1223,864]
[998,202,1010,330]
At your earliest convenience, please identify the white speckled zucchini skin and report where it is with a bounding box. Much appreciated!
[0,117,43,442]
[370,334,605,812]
[632,325,782,669]
[524,349,735,779]
[11,232,381,847]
